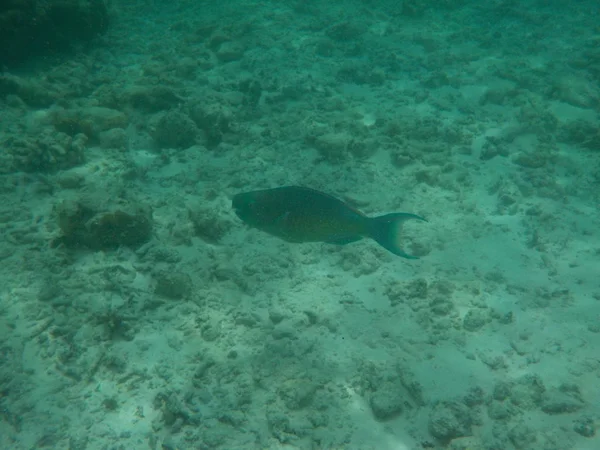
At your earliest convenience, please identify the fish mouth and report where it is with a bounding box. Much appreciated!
[231,196,246,219]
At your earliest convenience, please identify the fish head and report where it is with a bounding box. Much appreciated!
[232,192,251,219]
[232,191,266,227]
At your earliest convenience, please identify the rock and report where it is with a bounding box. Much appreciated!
[559,119,600,151]
[463,386,485,407]
[311,132,351,162]
[187,99,232,147]
[573,417,596,437]
[449,436,485,450]
[326,21,365,41]
[279,378,318,410]
[154,271,192,300]
[479,352,506,370]
[127,85,183,113]
[541,389,585,414]
[430,296,454,316]
[54,199,153,250]
[508,423,537,449]
[551,75,600,109]
[56,171,85,189]
[153,110,199,149]
[462,308,490,331]
[0,74,57,107]
[385,278,429,307]
[509,374,545,410]
[48,107,128,140]
[87,209,153,249]
[187,203,231,243]
[82,107,129,136]
[493,381,512,401]
[215,41,245,62]
[1,130,85,174]
[271,323,295,340]
[268,310,285,325]
[428,401,473,441]
[487,400,516,420]
[370,389,403,421]
[99,128,129,150]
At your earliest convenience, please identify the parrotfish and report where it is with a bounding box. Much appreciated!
[232,186,426,259]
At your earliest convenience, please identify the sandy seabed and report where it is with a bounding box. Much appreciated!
[1,1,599,449]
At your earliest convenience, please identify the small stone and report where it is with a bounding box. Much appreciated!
[99,127,128,150]
[509,375,545,409]
[54,199,153,250]
[541,389,585,414]
[430,297,454,315]
[312,132,351,162]
[279,378,318,410]
[428,401,472,441]
[492,381,512,401]
[573,417,596,437]
[449,436,484,450]
[463,308,489,331]
[268,310,285,324]
[56,171,85,189]
[216,41,245,62]
[88,209,153,249]
[155,271,192,300]
[153,110,199,149]
[464,386,485,407]
[508,423,537,448]
[102,397,119,411]
[272,324,295,340]
[370,389,403,421]
[487,400,515,420]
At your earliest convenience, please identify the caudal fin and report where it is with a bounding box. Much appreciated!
[367,213,427,259]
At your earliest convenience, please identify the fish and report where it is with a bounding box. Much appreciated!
[232,186,427,259]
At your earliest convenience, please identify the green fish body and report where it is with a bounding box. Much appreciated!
[232,186,426,259]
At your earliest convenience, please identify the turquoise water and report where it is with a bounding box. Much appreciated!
[0,1,599,448]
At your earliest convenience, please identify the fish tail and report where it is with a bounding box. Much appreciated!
[367,213,427,259]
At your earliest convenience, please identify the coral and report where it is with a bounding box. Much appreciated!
[54,199,153,250]
[187,99,233,148]
[50,112,95,137]
[0,74,58,107]
[0,130,86,173]
[153,110,199,149]
[98,128,128,150]
[428,401,474,442]
[215,41,245,62]
[48,107,128,141]
[573,417,596,438]
[541,385,585,414]
[126,85,183,113]
[154,271,192,300]
[309,132,353,162]
[187,203,231,243]
[559,119,600,151]
[370,387,404,421]
[88,210,153,249]
[94,308,135,341]
[326,21,365,41]
[278,378,319,410]
[462,308,491,331]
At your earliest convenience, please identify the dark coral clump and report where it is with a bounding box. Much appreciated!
[54,199,153,250]
[87,210,153,250]
[0,0,110,67]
